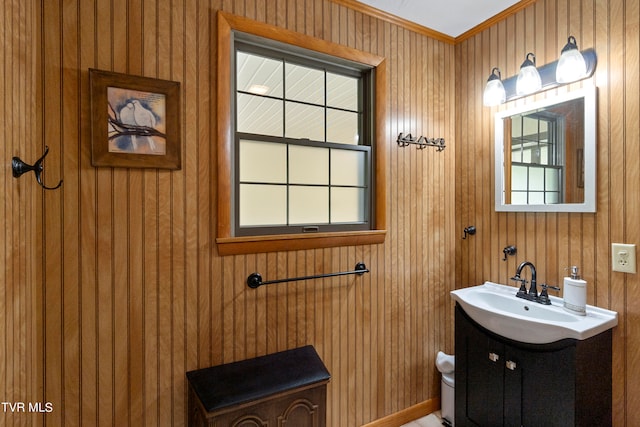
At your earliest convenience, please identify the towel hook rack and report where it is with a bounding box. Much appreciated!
[12,146,63,190]
[397,133,446,152]
[247,262,369,289]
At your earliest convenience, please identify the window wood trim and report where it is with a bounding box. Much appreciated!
[216,11,387,256]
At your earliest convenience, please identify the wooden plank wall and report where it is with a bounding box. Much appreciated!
[29,0,456,426]
[0,0,42,426]
[455,0,638,425]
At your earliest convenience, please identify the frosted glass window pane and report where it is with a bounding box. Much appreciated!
[511,166,528,191]
[331,150,366,186]
[289,146,329,185]
[529,192,544,204]
[237,93,283,137]
[236,52,283,97]
[285,102,324,140]
[239,140,287,183]
[512,150,521,163]
[327,109,359,144]
[289,187,329,224]
[511,192,528,204]
[530,168,544,190]
[240,184,287,226]
[327,73,358,110]
[545,168,559,191]
[285,63,324,104]
[546,192,559,204]
[331,188,365,223]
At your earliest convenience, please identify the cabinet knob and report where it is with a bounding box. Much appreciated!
[506,360,517,370]
[489,352,500,362]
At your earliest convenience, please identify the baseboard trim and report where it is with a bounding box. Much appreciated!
[361,398,441,427]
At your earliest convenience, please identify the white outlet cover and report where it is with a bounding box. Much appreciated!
[612,243,637,273]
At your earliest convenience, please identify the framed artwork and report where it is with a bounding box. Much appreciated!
[89,69,181,169]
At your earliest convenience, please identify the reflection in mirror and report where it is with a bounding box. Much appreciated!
[495,87,597,212]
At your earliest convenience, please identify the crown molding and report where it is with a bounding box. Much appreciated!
[455,0,538,43]
[330,0,539,45]
[330,0,455,44]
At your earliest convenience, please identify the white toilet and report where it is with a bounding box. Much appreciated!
[436,351,454,426]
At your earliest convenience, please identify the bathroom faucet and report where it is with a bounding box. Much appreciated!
[511,261,538,300]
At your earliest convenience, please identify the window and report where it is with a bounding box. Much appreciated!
[216,12,386,255]
[510,112,564,204]
[235,41,371,236]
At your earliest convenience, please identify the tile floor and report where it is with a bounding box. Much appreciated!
[401,410,444,427]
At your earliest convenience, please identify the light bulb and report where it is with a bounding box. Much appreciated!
[483,68,506,106]
[516,53,542,96]
[556,36,587,83]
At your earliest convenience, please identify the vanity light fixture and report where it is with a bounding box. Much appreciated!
[483,67,506,107]
[483,36,597,106]
[556,36,587,83]
[515,53,542,96]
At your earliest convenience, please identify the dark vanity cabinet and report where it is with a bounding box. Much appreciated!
[455,304,612,427]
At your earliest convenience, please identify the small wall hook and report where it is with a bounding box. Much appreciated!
[12,146,63,190]
[462,226,476,239]
[502,245,517,261]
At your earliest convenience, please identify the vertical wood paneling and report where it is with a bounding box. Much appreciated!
[456,1,640,425]
[1,0,636,426]
[1,0,41,426]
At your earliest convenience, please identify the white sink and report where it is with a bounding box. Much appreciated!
[451,281,618,344]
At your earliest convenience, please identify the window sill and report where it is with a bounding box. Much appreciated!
[216,229,386,256]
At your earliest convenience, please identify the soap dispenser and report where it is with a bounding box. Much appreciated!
[563,266,587,315]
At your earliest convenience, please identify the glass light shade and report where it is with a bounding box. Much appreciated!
[556,36,587,83]
[484,78,506,106]
[483,67,506,106]
[516,53,542,96]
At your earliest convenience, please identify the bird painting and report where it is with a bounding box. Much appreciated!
[130,100,157,151]
[118,102,138,149]
[117,99,159,152]
[96,70,178,169]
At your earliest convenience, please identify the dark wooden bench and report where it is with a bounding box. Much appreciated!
[186,345,331,426]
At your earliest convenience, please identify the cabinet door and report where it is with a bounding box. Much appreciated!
[466,331,505,426]
[505,344,575,427]
[502,347,522,427]
[456,305,508,426]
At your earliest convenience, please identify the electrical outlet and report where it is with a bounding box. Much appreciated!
[612,243,637,273]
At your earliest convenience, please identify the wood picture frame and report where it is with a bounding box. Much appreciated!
[89,68,181,169]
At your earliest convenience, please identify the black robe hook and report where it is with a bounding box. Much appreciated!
[12,146,63,190]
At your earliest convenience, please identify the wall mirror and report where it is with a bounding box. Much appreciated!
[495,86,597,212]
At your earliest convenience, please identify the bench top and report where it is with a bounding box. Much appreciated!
[186,345,331,413]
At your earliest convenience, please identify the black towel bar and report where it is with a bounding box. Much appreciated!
[247,262,369,289]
